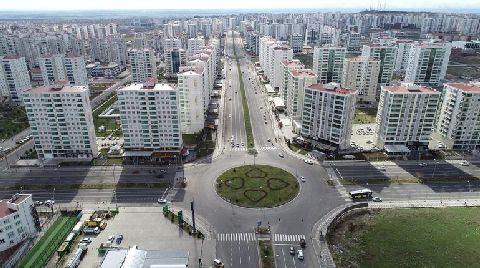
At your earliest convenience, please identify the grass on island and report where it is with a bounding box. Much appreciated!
[353,107,378,124]
[233,37,255,149]
[328,208,480,268]
[18,213,78,268]
[216,165,299,208]
[93,95,122,137]
[258,240,275,268]
[0,106,29,139]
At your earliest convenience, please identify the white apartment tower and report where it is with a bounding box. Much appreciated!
[280,59,305,104]
[187,37,205,56]
[0,55,31,102]
[128,49,157,83]
[286,69,317,119]
[163,38,182,53]
[434,83,480,149]
[404,43,451,86]
[362,45,397,85]
[22,83,98,160]
[375,83,440,149]
[117,80,182,158]
[38,53,88,86]
[270,45,293,90]
[312,45,346,84]
[301,83,357,150]
[342,56,381,104]
[177,69,205,134]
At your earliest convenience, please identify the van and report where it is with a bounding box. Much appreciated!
[297,250,304,260]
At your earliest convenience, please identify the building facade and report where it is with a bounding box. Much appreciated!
[286,69,317,119]
[342,56,381,104]
[128,49,157,83]
[0,55,31,102]
[404,43,451,86]
[38,54,88,86]
[177,69,205,134]
[312,45,345,84]
[361,45,397,86]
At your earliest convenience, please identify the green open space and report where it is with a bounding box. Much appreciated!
[447,66,480,79]
[353,107,377,124]
[258,240,275,268]
[234,37,255,149]
[216,165,299,208]
[339,175,476,186]
[0,106,29,139]
[18,213,79,268]
[93,95,122,137]
[295,53,313,69]
[88,82,113,100]
[328,207,480,268]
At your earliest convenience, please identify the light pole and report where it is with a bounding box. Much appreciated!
[431,159,437,178]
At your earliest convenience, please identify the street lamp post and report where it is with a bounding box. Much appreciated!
[431,159,437,178]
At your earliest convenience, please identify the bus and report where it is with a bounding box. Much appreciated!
[349,188,373,199]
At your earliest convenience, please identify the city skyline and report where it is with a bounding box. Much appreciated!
[1,0,480,11]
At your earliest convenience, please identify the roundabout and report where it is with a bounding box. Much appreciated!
[215,165,299,208]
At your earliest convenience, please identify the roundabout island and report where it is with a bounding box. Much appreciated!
[216,165,299,208]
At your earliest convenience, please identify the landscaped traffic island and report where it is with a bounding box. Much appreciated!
[216,165,299,208]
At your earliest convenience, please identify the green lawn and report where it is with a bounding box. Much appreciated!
[353,108,378,124]
[18,214,78,268]
[234,38,255,149]
[295,53,313,69]
[258,240,275,268]
[93,96,122,137]
[0,106,29,139]
[328,208,480,268]
[89,82,113,100]
[447,66,480,79]
[216,165,299,208]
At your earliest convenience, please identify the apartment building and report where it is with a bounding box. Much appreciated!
[347,32,361,51]
[270,45,293,90]
[290,33,304,53]
[128,49,157,83]
[404,43,451,86]
[342,56,381,104]
[165,48,186,77]
[187,37,205,56]
[177,68,205,134]
[301,83,357,150]
[361,45,397,85]
[286,69,317,119]
[22,83,98,160]
[117,80,182,162]
[312,45,345,84]
[394,40,414,72]
[38,53,88,86]
[0,55,31,102]
[0,194,39,253]
[375,83,440,150]
[163,38,182,53]
[434,83,480,149]
[279,59,305,104]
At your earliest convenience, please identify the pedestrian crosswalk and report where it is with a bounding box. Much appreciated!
[228,146,277,152]
[273,234,305,242]
[229,147,248,151]
[217,232,256,241]
[258,146,277,151]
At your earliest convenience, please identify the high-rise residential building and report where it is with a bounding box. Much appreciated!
[164,38,182,53]
[128,49,157,83]
[0,194,39,253]
[434,83,480,149]
[347,32,361,51]
[270,45,293,90]
[404,43,451,86]
[187,37,205,56]
[117,80,182,162]
[22,83,98,160]
[165,48,187,77]
[342,56,381,104]
[301,83,357,150]
[38,53,88,86]
[362,45,397,85]
[312,45,346,84]
[286,69,317,119]
[279,59,305,104]
[394,40,414,72]
[375,83,440,150]
[0,55,31,102]
[177,68,205,134]
[290,33,304,53]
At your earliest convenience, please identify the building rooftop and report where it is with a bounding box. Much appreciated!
[383,83,438,94]
[447,83,480,93]
[1,55,20,60]
[0,201,16,218]
[319,44,345,49]
[308,83,356,95]
[27,83,88,93]
[281,59,304,67]
[346,56,378,62]
[290,69,316,78]
[65,53,81,58]
[119,82,175,92]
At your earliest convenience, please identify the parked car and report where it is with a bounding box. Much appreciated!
[116,234,123,244]
[158,198,167,204]
[419,163,427,167]
[107,235,115,243]
[460,161,470,166]
[304,159,313,165]
[80,238,92,244]
[300,176,306,182]
[300,238,306,248]
[372,197,382,202]
[278,153,284,158]
[213,259,225,267]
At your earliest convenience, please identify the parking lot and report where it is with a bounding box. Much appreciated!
[350,123,377,151]
[78,207,216,268]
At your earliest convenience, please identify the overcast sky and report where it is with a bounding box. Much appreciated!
[1,0,479,11]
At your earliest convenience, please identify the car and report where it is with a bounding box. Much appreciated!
[236,143,239,147]
[107,235,115,243]
[300,238,306,248]
[228,114,231,118]
[80,238,92,244]
[228,98,232,101]
[372,197,382,202]
[213,259,225,268]
[419,163,427,167]
[379,165,386,171]
[44,200,55,206]
[158,198,167,204]
[34,201,43,206]
[300,176,306,182]
[297,249,304,260]
[289,246,295,255]
[116,234,124,244]
[278,153,284,158]
[267,138,271,142]
[231,143,235,148]
[304,159,313,165]
[264,121,267,124]
[460,161,470,166]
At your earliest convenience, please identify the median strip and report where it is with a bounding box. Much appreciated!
[0,182,170,191]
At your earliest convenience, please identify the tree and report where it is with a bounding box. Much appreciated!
[248,148,258,165]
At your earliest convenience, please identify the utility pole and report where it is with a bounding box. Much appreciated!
[191,201,196,233]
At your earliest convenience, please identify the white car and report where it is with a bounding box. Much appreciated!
[80,238,92,244]
[460,161,470,166]
[297,249,304,260]
[300,176,306,182]
[157,198,167,204]
[372,197,382,202]
[419,163,427,167]
[304,159,314,165]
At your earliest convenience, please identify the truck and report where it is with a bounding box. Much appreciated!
[83,227,100,235]
[84,220,98,227]
[99,221,107,230]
